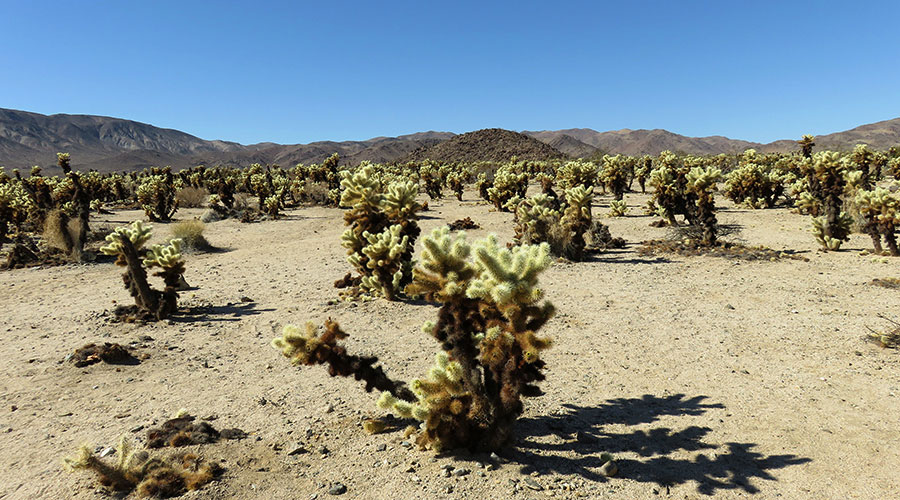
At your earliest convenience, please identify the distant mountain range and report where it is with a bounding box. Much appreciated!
[1,107,898,173]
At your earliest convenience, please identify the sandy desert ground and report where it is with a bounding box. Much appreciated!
[1,189,899,500]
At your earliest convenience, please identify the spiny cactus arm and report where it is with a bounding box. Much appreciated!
[406,226,476,301]
[467,236,551,310]
[272,320,415,401]
[143,239,184,269]
[99,221,153,256]
[339,165,383,209]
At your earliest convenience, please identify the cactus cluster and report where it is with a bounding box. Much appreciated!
[599,155,630,200]
[487,164,529,211]
[800,151,852,250]
[723,150,786,208]
[100,221,185,320]
[339,165,422,300]
[274,227,555,451]
[854,186,900,255]
[685,166,723,246]
[136,168,178,222]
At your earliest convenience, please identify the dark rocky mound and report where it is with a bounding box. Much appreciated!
[406,128,567,163]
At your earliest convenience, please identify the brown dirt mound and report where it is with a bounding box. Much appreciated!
[405,128,567,163]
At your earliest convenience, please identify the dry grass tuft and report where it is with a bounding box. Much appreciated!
[175,187,209,208]
[171,220,212,252]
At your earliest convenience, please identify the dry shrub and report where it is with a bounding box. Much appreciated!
[171,220,212,252]
[303,181,331,205]
[175,187,209,208]
[42,209,84,254]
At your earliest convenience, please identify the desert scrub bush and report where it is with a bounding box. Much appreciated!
[137,168,178,221]
[555,160,598,191]
[339,165,423,300]
[100,221,185,320]
[170,220,212,253]
[175,186,209,208]
[801,152,852,250]
[274,227,555,452]
[64,435,220,498]
[599,155,630,200]
[723,150,785,208]
[685,165,722,246]
[854,187,900,255]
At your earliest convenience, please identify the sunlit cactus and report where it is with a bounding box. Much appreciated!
[798,134,815,158]
[599,155,629,200]
[608,199,629,217]
[800,151,851,250]
[555,160,598,191]
[634,155,652,193]
[274,227,555,452]
[0,181,35,242]
[136,168,178,221]
[723,150,785,208]
[487,165,528,211]
[854,187,900,255]
[685,166,722,246]
[100,221,185,320]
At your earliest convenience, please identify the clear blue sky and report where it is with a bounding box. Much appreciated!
[2,1,899,145]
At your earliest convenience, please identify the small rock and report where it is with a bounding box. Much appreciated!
[319,446,330,455]
[99,447,116,458]
[405,466,415,473]
[490,452,501,462]
[130,425,144,433]
[440,464,454,471]
[376,444,386,452]
[327,483,346,495]
[443,485,454,494]
[324,404,334,414]
[288,445,308,456]
[725,304,735,310]
[452,468,471,477]
[524,477,543,491]
[400,441,412,449]
[600,460,618,477]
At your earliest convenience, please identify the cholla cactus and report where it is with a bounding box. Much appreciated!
[0,181,35,242]
[100,221,184,320]
[488,164,528,211]
[351,225,410,300]
[599,155,629,200]
[685,166,722,246]
[854,187,900,255]
[723,151,785,208]
[649,150,692,225]
[634,155,652,193]
[339,165,422,300]
[798,134,815,158]
[419,161,444,200]
[801,151,851,250]
[555,160,598,191]
[64,435,219,497]
[849,144,876,190]
[608,199,628,217]
[136,168,178,221]
[275,228,555,452]
[445,170,466,201]
[514,194,561,246]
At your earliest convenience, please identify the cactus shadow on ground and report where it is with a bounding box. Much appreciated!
[581,247,673,265]
[171,301,275,323]
[503,394,810,494]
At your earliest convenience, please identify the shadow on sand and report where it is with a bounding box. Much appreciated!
[500,394,809,495]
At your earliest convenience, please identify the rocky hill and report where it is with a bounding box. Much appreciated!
[3,107,899,172]
[406,128,566,163]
